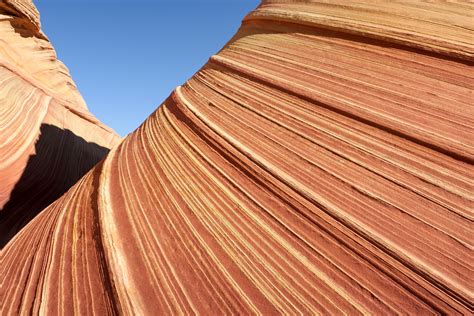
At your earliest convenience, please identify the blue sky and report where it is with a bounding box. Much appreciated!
[36,0,259,136]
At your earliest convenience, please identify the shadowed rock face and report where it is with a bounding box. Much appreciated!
[0,124,110,247]
[0,1,121,245]
[1,1,473,315]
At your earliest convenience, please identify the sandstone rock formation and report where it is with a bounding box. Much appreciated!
[2,0,473,315]
[0,0,120,246]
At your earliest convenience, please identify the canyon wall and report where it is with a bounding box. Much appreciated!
[0,0,121,246]
[2,1,473,314]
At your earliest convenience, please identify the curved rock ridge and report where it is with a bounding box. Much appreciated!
[0,1,121,246]
[1,0,41,33]
[2,0,473,315]
[1,0,90,110]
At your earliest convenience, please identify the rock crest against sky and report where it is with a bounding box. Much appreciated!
[1,0,473,314]
[0,0,120,246]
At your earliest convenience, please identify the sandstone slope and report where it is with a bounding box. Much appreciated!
[0,0,121,246]
[2,0,473,314]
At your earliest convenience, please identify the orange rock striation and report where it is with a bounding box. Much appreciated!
[2,0,473,314]
[0,0,120,246]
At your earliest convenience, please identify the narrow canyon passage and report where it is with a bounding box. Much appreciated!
[1,0,472,314]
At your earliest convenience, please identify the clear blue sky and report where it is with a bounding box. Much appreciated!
[36,0,259,136]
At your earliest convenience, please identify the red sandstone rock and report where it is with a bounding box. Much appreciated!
[0,0,121,245]
[1,0,473,314]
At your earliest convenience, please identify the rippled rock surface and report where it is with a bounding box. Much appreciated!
[2,1,472,314]
[0,0,120,245]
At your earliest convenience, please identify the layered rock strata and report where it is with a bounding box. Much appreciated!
[0,0,120,246]
[2,0,473,314]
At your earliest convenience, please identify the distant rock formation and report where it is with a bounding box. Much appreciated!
[2,0,472,314]
[0,0,120,246]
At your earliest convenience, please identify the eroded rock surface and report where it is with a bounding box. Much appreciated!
[2,1,473,314]
[0,0,120,246]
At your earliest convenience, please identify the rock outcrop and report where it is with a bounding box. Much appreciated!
[2,0,473,314]
[0,0,120,246]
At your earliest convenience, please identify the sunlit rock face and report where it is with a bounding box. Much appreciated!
[0,0,121,245]
[2,0,473,315]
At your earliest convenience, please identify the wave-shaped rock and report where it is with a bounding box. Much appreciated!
[2,0,472,314]
[0,0,121,246]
